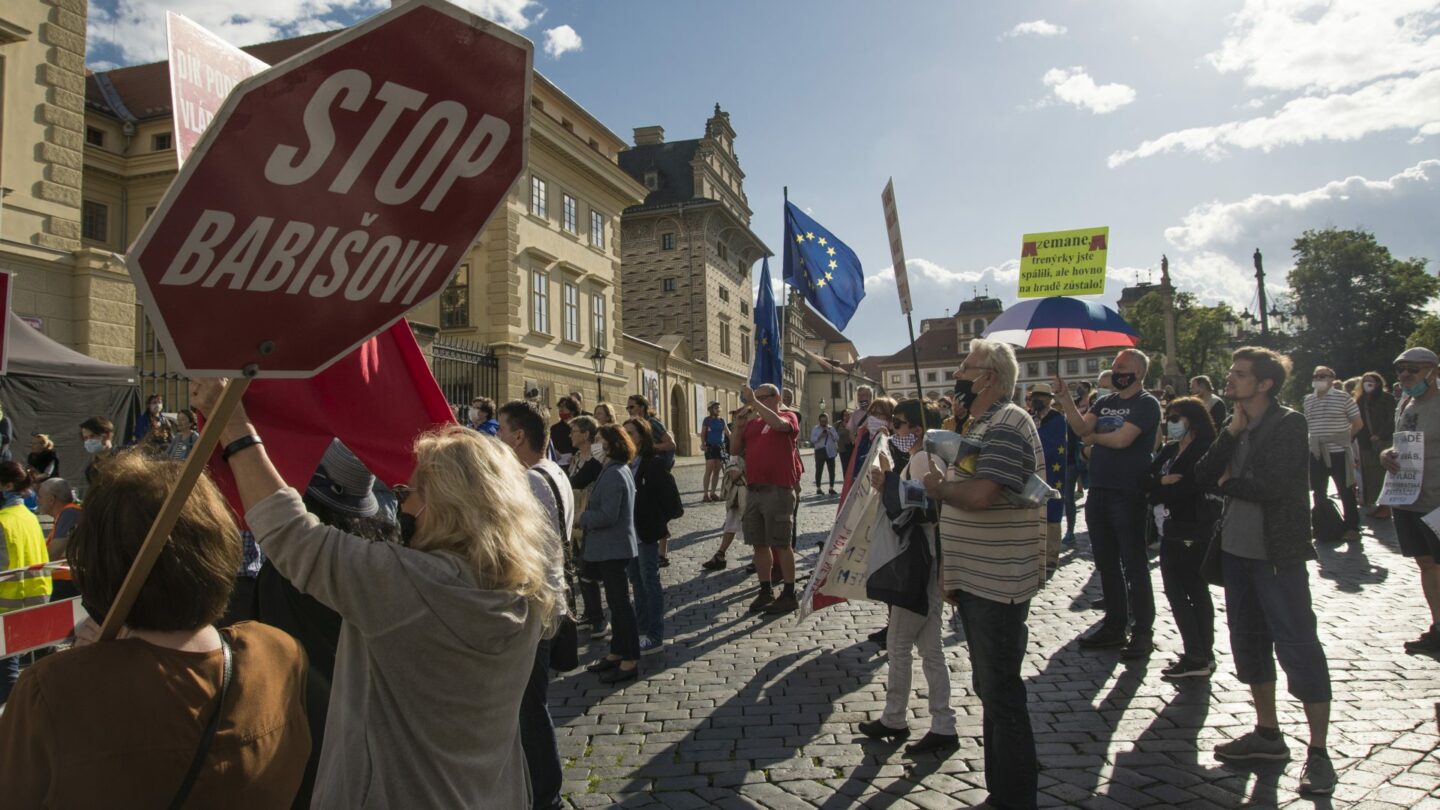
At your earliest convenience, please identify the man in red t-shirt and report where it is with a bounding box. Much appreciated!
[732,383,803,614]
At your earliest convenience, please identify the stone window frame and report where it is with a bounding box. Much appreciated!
[660,232,675,251]
[531,268,550,335]
[562,194,578,234]
[590,209,606,249]
[81,200,109,243]
[591,292,607,348]
[530,175,548,219]
[562,281,580,343]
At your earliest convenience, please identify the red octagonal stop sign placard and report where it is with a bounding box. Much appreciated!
[129,0,531,377]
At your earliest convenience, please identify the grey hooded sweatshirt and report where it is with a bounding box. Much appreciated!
[247,488,542,809]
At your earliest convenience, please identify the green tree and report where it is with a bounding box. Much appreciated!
[1128,290,1236,386]
[1407,313,1440,351]
[1287,228,1436,398]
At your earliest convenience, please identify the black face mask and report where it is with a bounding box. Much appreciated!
[953,378,980,413]
[1111,372,1138,390]
[398,511,417,546]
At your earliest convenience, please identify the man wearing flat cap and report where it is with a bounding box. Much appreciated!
[1381,347,1440,655]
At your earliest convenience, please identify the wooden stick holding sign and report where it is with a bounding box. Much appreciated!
[98,377,252,641]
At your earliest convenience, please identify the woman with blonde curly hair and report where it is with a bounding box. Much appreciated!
[190,379,560,810]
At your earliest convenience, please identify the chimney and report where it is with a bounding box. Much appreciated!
[633,126,665,146]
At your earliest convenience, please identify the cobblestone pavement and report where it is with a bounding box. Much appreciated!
[553,461,1440,809]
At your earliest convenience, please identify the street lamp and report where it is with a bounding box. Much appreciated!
[590,346,608,402]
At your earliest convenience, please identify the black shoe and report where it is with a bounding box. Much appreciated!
[1161,656,1216,679]
[829,488,838,496]
[748,591,776,612]
[701,554,727,571]
[1120,632,1154,660]
[658,556,670,568]
[857,720,910,742]
[1078,627,1127,650]
[1090,597,1107,611]
[586,657,619,673]
[763,593,799,614]
[905,732,960,756]
[1404,627,1440,654]
[598,665,638,684]
[745,563,757,574]
[868,626,889,650]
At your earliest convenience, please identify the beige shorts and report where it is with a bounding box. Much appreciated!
[742,484,797,547]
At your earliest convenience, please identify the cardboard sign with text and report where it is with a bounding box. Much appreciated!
[1018,226,1109,298]
[880,179,911,315]
[166,13,268,166]
[799,434,890,620]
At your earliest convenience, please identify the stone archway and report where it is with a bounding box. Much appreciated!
[670,383,690,456]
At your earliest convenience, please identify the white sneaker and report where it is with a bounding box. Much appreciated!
[639,636,665,656]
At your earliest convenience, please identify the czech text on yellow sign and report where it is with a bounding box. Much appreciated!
[1017,226,1108,298]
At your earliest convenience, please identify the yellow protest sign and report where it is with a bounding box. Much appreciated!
[1017,226,1109,298]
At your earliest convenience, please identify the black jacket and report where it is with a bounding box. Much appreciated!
[1145,436,1218,537]
[1194,402,1315,565]
[633,455,682,544]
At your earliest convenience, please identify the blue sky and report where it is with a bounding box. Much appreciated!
[87,0,1440,357]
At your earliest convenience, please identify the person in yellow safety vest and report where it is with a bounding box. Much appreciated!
[0,461,51,704]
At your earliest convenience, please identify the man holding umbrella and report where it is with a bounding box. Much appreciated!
[1055,349,1162,658]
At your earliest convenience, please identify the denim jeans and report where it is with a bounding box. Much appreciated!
[628,542,664,643]
[0,654,19,704]
[594,559,639,660]
[1086,487,1155,635]
[1160,537,1215,661]
[1223,552,1332,704]
[956,590,1037,810]
[519,639,562,810]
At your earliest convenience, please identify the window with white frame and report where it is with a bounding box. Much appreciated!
[530,176,547,218]
[891,373,902,384]
[531,269,549,333]
[562,194,577,234]
[719,322,731,356]
[590,210,605,248]
[591,293,607,347]
[562,282,579,341]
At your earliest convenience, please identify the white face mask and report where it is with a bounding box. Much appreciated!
[1313,380,1331,394]
[1095,387,1111,398]
[468,407,482,423]
[1166,419,1187,441]
[1363,381,1377,393]
[84,438,104,453]
[866,415,887,433]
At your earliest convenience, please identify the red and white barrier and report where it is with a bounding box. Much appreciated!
[0,561,70,582]
[0,598,88,657]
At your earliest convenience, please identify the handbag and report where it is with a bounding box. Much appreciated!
[168,634,233,810]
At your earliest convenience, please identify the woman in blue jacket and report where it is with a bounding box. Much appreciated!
[581,424,642,684]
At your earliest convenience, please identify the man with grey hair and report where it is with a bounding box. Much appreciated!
[36,478,80,600]
[924,338,1045,808]
[1055,347,1161,659]
[733,383,803,614]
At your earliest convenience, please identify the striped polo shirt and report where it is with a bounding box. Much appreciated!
[938,399,1046,604]
[1303,390,1359,453]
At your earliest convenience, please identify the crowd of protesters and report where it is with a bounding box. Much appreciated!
[0,334,1433,807]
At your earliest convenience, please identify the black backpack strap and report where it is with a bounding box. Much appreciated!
[536,466,568,538]
[169,633,233,810]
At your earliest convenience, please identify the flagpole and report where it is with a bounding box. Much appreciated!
[905,311,927,428]
[780,188,788,398]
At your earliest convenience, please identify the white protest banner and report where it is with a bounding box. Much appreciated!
[1379,431,1424,506]
[166,13,268,166]
[799,435,890,620]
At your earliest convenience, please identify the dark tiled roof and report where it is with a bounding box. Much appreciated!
[1118,283,1160,307]
[617,139,701,210]
[86,31,338,121]
[801,305,847,345]
[856,356,885,384]
[957,296,1004,316]
[879,320,959,365]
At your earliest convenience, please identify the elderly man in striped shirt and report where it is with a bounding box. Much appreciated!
[1304,365,1363,542]
[924,339,1045,810]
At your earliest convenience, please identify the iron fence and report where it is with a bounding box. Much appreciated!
[135,306,191,413]
[431,336,500,412]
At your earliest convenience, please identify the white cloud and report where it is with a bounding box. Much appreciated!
[88,0,545,67]
[1208,0,1440,93]
[1110,70,1440,166]
[1043,67,1137,114]
[1112,0,1440,166]
[1165,159,1440,251]
[1005,20,1066,38]
[542,25,582,59]
[1159,159,1440,315]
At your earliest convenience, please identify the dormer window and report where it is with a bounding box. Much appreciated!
[644,170,659,191]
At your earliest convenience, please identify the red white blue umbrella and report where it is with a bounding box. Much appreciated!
[981,296,1139,350]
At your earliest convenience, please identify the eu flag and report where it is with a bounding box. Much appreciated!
[783,201,865,331]
[750,258,783,389]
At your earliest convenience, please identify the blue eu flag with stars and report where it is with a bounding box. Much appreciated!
[750,258,783,390]
[783,201,865,331]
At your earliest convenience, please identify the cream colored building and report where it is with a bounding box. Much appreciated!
[615,106,768,435]
[0,0,136,365]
